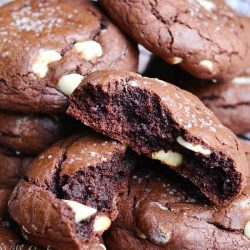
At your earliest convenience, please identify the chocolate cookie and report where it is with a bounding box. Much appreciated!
[105,141,250,250]
[0,111,81,155]
[0,189,40,249]
[0,147,33,188]
[0,0,138,114]
[100,0,249,80]
[68,70,248,204]
[8,132,135,249]
[144,57,250,135]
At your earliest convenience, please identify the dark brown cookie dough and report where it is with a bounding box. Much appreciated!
[0,189,40,249]
[8,132,135,250]
[144,56,250,135]
[100,0,249,80]
[0,147,33,188]
[105,141,250,250]
[68,70,248,204]
[0,0,138,114]
[0,111,82,155]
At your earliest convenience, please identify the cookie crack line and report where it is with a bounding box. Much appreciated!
[149,0,242,62]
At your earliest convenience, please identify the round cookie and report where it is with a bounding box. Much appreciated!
[0,189,40,249]
[68,70,248,205]
[0,111,82,155]
[0,0,138,114]
[0,147,33,188]
[8,132,135,250]
[144,57,250,135]
[105,141,250,250]
[100,0,249,80]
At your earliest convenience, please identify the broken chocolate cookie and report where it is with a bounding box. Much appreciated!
[68,70,248,204]
[8,132,135,249]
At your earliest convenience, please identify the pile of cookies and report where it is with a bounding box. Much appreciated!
[0,0,250,249]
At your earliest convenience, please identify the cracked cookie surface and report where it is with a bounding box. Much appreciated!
[106,141,250,250]
[68,69,248,204]
[0,0,138,114]
[100,0,249,80]
[8,132,135,250]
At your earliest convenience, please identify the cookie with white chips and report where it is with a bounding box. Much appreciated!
[68,70,248,204]
[8,132,135,250]
[100,0,249,80]
[106,141,250,250]
[0,0,138,114]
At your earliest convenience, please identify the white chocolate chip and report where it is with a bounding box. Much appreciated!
[232,77,250,85]
[176,136,211,155]
[197,0,215,11]
[73,41,103,61]
[151,150,183,167]
[63,200,97,223]
[32,50,62,78]
[129,80,138,87]
[244,221,250,238]
[93,216,111,232]
[136,230,147,239]
[99,244,106,250]
[58,73,84,96]
[199,60,214,73]
[168,57,182,65]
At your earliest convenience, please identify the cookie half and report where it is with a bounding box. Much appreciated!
[8,132,135,249]
[100,0,249,80]
[0,0,138,114]
[105,141,250,250]
[68,70,248,204]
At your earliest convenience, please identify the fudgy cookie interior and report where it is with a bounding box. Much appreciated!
[59,149,134,238]
[19,134,135,245]
[68,82,241,204]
